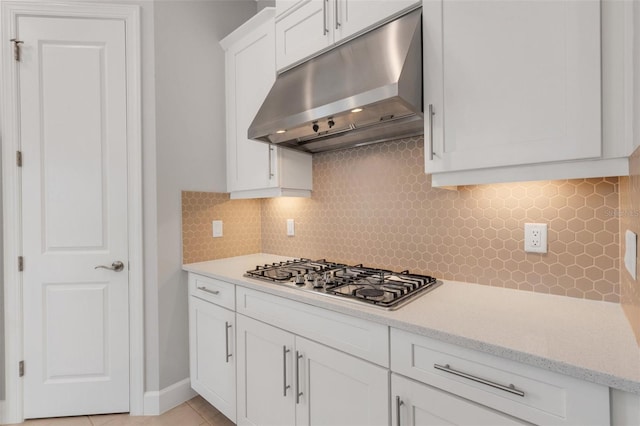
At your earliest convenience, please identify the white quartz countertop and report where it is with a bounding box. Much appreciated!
[183,253,640,394]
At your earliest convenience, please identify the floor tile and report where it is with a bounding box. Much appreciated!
[15,397,224,426]
[89,413,148,426]
[22,416,93,426]
[145,403,207,426]
[186,396,228,425]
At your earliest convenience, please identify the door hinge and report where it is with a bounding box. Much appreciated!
[16,150,22,167]
[19,361,24,377]
[10,38,24,62]
[18,256,24,272]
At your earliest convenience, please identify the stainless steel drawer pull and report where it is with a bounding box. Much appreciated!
[225,322,232,362]
[434,363,525,397]
[283,346,291,396]
[295,351,303,404]
[197,286,219,295]
[395,396,404,426]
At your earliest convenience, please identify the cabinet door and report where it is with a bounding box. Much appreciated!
[276,0,332,70]
[392,374,528,426]
[336,0,418,40]
[424,0,601,174]
[226,17,277,192]
[295,337,389,426]
[236,314,296,426]
[188,296,236,422]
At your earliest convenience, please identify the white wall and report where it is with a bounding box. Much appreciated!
[153,0,256,390]
[635,0,640,152]
[0,146,4,401]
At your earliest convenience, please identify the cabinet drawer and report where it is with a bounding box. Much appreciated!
[237,286,389,366]
[391,328,609,426]
[188,273,235,310]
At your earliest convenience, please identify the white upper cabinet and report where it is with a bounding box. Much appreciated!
[424,0,632,187]
[222,8,312,199]
[276,0,420,71]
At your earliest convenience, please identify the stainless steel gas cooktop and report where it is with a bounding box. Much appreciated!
[244,258,441,310]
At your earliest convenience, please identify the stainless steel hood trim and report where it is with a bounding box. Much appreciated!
[248,8,423,153]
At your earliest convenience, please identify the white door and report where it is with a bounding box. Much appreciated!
[236,314,296,426]
[295,337,389,426]
[189,296,236,422]
[19,16,130,418]
[391,374,528,426]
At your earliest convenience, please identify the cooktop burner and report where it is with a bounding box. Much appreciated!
[244,259,440,310]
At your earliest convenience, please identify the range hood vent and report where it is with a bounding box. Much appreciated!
[248,8,423,153]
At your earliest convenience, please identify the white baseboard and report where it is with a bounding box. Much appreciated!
[143,378,197,415]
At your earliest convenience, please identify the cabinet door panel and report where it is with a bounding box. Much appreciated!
[392,374,528,426]
[189,297,236,422]
[226,18,276,192]
[276,0,332,70]
[425,0,601,173]
[295,337,389,426]
[337,0,418,40]
[237,314,296,426]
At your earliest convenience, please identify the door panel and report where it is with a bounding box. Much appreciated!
[275,0,331,70]
[295,337,389,426]
[41,43,107,250]
[337,0,418,40]
[45,283,108,379]
[236,314,295,426]
[392,374,528,426]
[424,0,601,173]
[19,16,130,418]
[189,296,236,422]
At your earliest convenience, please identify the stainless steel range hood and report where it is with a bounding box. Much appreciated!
[248,8,423,153]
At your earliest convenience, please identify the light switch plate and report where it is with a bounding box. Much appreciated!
[625,230,637,280]
[286,219,295,236]
[212,220,223,238]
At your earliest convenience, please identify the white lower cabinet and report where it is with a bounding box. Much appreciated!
[186,272,616,426]
[392,374,527,426]
[188,295,236,422]
[236,314,389,426]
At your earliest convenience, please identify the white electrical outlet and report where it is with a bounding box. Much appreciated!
[286,219,295,236]
[212,220,223,238]
[524,223,547,253]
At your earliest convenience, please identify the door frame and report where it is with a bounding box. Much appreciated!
[0,1,144,423]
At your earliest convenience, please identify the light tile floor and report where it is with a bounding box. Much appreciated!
[18,396,234,426]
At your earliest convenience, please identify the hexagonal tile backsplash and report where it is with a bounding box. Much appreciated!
[183,136,622,302]
[261,137,620,302]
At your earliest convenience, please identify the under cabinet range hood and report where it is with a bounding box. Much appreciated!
[248,8,423,153]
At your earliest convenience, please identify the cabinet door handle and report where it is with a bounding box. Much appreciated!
[224,322,232,363]
[395,396,404,426]
[334,0,340,29]
[323,0,329,35]
[427,104,436,160]
[295,351,303,404]
[268,145,275,179]
[197,286,220,295]
[283,346,291,396]
[434,363,525,397]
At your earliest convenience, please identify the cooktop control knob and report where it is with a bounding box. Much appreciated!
[313,276,324,289]
[295,273,305,285]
